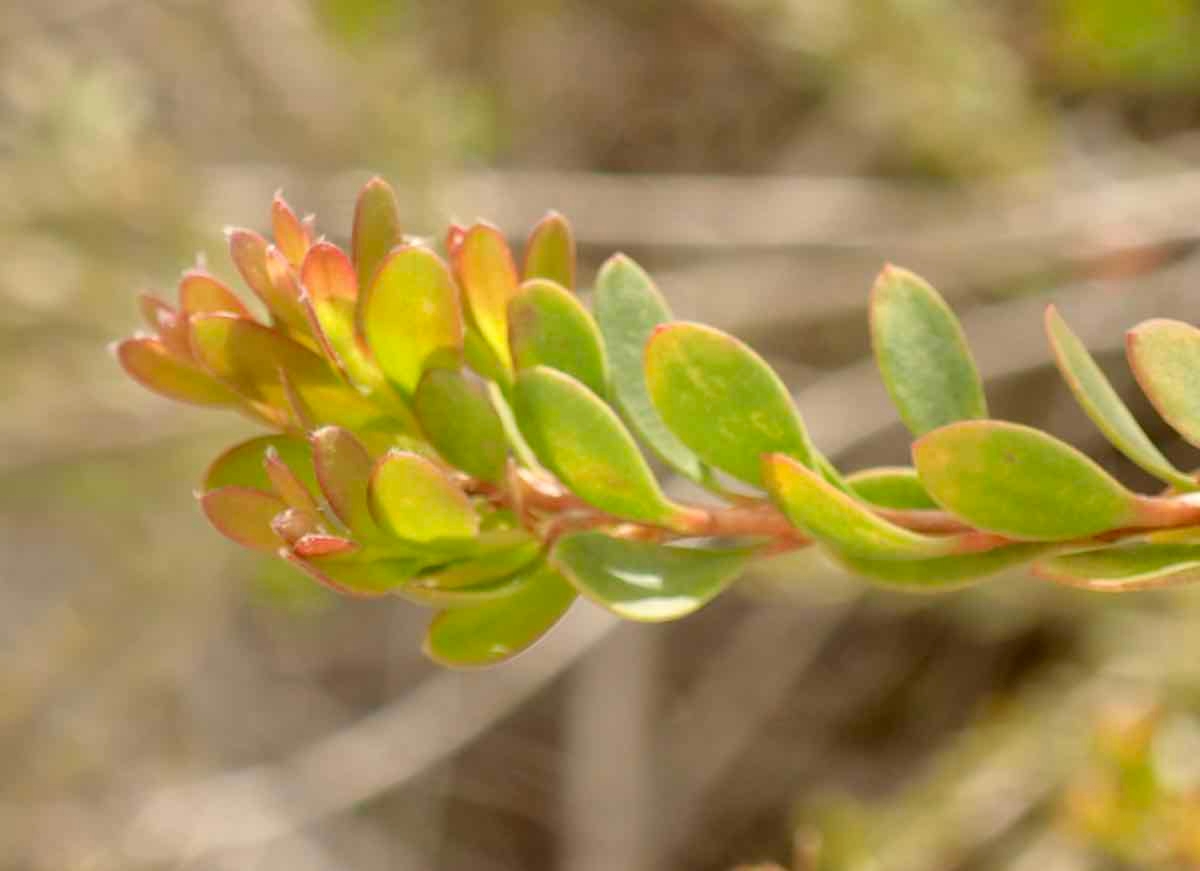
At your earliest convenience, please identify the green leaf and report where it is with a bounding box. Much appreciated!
[870,265,987,436]
[264,446,320,514]
[913,421,1141,540]
[522,211,576,290]
[178,270,252,318]
[190,314,379,428]
[834,543,1053,591]
[456,223,519,375]
[300,242,387,391]
[1127,318,1200,450]
[593,254,707,484]
[645,322,814,488]
[485,381,541,470]
[400,571,534,608]
[413,369,507,484]
[401,541,542,607]
[1046,305,1195,491]
[764,454,958,559]
[512,367,698,529]
[846,467,939,510]
[115,337,239,407]
[201,486,285,552]
[508,278,608,396]
[359,246,463,396]
[423,563,575,667]
[368,450,479,543]
[311,426,377,536]
[1034,542,1200,591]
[204,435,317,493]
[552,533,754,621]
[284,551,423,596]
[351,176,403,293]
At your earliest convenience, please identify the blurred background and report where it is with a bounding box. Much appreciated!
[8,0,1200,868]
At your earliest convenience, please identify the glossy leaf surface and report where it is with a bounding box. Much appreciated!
[413,369,507,484]
[835,543,1053,591]
[513,367,693,528]
[424,563,575,667]
[646,322,813,487]
[204,435,317,493]
[1046,306,1194,490]
[360,246,463,396]
[1128,318,1200,449]
[913,420,1140,540]
[593,254,707,484]
[508,278,608,396]
[311,426,377,536]
[1035,542,1200,590]
[553,533,753,621]
[201,486,285,552]
[765,455,956,559]
[368,450,479,543]
[457,224,519,374]
[870,266,987,436]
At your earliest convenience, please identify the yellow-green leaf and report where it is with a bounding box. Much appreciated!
[846,467,938,510]
[1128,318,1200,450]
[834,543,1053,591]
[351,176,402,292]
[645,322,813,488]
[522,211,575,290]
[368,450,479,543]
[508,278,608,396]
[456,223,519,375]
[1034,542,1200,591]
[413,369,507,484]
[115,337,239,407]
[205,435,317,493]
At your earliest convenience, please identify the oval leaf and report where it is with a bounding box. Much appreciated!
[311,426,377,536]
[456,223,519,374]
[413,369,507,483]
[593,255,707,484]
[1128,318,1200,451]
[870,265,987,436]
[508,278,608,396]
[846,467,938,510]
[913,421,1140,540]
[285,551,423,597]
[1046,306,1194,491]
[834,543,1053,591]
[352,176,402,292]
[645,322,814,488]
[552,533,753,621]
[368,450,479,543]
[227,228,310,335]
[512,367,697,529]
[423,563,575,667]
[116,337,239,407]
[360,246,463,396]
[522,211,576,290]
[201,486,285,552]
[764,454,958,559]
[1034,542,1200,591]
[178,271,252,318]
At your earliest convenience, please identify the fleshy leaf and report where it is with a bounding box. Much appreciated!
[833,543,1053,591]
[512,367,699,529]
[1034,542,1200,590]
[190,314,378,428]
[368,450,479,543]
[913,421,1141,540]
[870,265,987,436]
[593,254,707,484]
[508,278,608,397]
[359,246,463,396]
[552,533,754,621]
[227,228,310,335]
[1127,319,1200,450]
[413,369,507,484]
[456,223,519,375]
[272,192,310,266]
[522,211,575,290]
[311,426,377,536]
[1046,306,1194,491]
[401,542,542,607]
[300,242,386,389]
[486,381,541,470]
[200,486,285,552]
[645,322,814,488]
[284,550,423,596]
[204,435,317,493]
[264,446,320,514]
[764,454,959,559]
[846,467,939,510]
[351,176,402,293]
[137,293,190,357]
[423,563,575,667]
[115,337,239,407]
[178,271,252,318]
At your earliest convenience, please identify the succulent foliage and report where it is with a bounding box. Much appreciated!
[116,178,1200,667]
